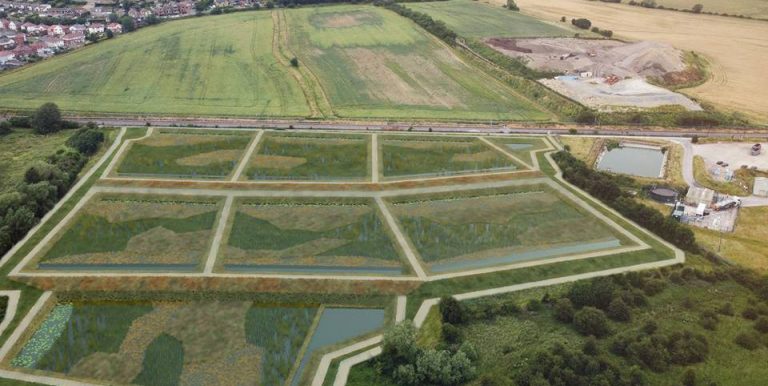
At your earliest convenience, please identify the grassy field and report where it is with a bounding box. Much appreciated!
[284,6,551,121]
[0,129,72,195]
[695,206,768,274]
[653,0,768,19]
[381,136,519,178]
[220,197,406,274]
[36,195,221,268]
[511,0,768,124]
[406,0,571,38]
[389,185,626,273]
[245,132,369,181]
[10,301,321,385]
[0,12,310,117]
[487,136,550,165]
[117,130,252,179]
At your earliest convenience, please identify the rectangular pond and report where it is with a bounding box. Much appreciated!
[596,145,665,178]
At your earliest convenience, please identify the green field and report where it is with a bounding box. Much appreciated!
[389,185,627,273]
[117,130,252,179]
[0,12,310,117]
[654,0,768,19]
[245,132,370,181]
[284,6,551,121]
[220,197,406,275]
[36,195,221,269]
[406,0,571,38]
[381,136,519,178]
[0,129,72,195]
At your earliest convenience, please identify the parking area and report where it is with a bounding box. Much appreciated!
[693,142,768,170]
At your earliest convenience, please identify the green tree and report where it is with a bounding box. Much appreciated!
[607,298,632,322]
[66,128,105,155]
[573,307,610,337]
[506,0,519,11]
[32,102,63,134]
[692,4,703,13]
[554,298,575,323]
[440,296,466,325]
[120,15,135,32]
[381,322,420,372]
[290,57,299,67]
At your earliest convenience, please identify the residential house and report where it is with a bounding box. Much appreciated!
[21,22,44,35]
[68,24,87,35]
[41,35,64,49]
[106,23,122,34]
[0,19,17,31]
[12,33,24,46]
[62,32,85,49]
[12,44,36,59]
[47,24,66,36]
[0,50,15,63]
[0,36,14,50]
[87,22,105,34]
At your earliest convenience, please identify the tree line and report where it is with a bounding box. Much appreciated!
[0,103,104,255]
[373,0,457,44]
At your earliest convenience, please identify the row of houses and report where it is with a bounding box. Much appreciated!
[0,20,123,36]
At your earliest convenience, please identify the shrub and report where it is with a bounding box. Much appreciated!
[582,336,599,356]
[742,307,759,320]
[568,277,617,310]
[442,323,461,344]
[754,317,768,333]
[66,128,105,155]
[642,278,667,296]
[735,332,761,350]
[575,110,597,124]
[699,311,719,330]
[718,302,734,316]
[667,331,708,365]
[573,307,610,338]
[607,298,631,322]
[440,296,466,325]
[0,121,11,135]
[683,368,697,386]
[290,57,299,67]
[526,299,542,312]
[554,298,575,323]
[571,18,592,29]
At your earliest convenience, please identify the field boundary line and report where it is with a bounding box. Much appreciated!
[0,291,21,339]
[101,126,151,179]
[311,335,383,386]
[371,133,379,183]
[231,130,263,181]
[0,128,126,271]
[478,136,535,170]
[9,189,98,276]
[374,197,427,280]
[0,369,102,386]
[204,195,234,274]
[0,291,52,362]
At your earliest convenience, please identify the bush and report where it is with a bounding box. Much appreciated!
[8,116,31,128]
[699,311,719,330]
[742,307,759,320]
[582,336,599,356]
[442,323,461,344]
[571,18,592,29]
[754,317,768,333]
[735,332,761,350]
[526,299,542,312]
[0,121,11,135]
[718,302,734,316]
[568,277,617,310]
[32,102,63,134]
[573,307,610,337]
[290,57,299,67]
[66,128,105,155]
[607,298,631,322]
[440,296,466,325]
[554,298,575,323]
[575,109,597,124]
[683,368,697,386]
[642,278,667,296]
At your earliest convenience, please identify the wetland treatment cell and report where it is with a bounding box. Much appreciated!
[596,145,665,178]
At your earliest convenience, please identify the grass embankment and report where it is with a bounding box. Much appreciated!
[284,5,551,122]
[0,129,72,195]
[0,12,310,117]
[695,206,768,274]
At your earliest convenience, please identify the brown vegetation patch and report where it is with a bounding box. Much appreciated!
[239,205,371,231]
[175,149,243,166]
[248,155,307,170]
[84,200,217,223]
[451,150,506,163]
[224,244,399,267]
[316,12,377,28]
[140,134,225,147]
[392,192,557,224]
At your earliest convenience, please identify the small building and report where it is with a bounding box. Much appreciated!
[752,144,762,156]
[649,187,678,204]
[685,186,715,206]
[754,177,768,197]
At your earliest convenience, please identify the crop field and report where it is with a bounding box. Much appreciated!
[244,132,370,181]
[406,0,571,38]
[33,194,222,271]
[653,0,768,19]
[487,136,550,165]
[389,185,629,273]
[283,6,551,121]
[380,135,520,179]
[9,301,386,386]
[0,12,310,117]
[219,197,406,275]
[116,130,252,179]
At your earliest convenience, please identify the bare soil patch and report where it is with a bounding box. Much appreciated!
[175,149,243,166]
[85,200,217,223]
[139,134,224,147]
[248,154,307,170]
[238,204,371,232]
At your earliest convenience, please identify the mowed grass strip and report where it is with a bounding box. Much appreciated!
[488,136,550,165]
[0,12,310,117]
[381,135,519,178]
[284,5,550,121]
[245,132,369,181]
[222,197,404,269]
[406,0,571,38]
[389,185,626,264]
[117,131,252,178]
[38,195,221,266]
